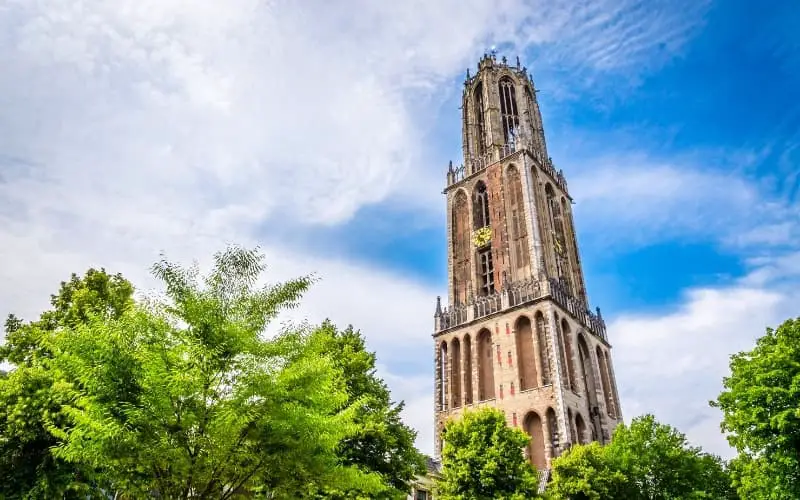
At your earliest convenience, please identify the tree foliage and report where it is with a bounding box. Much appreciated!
[311,322,427,499]
[547,414,736,499]
[712,316,800,499]
[0,268,134,499]
[1,247,429,499]
[437,407,539,500]
[38,246,387,498]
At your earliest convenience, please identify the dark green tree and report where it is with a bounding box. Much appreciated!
[712,316,800,499]
[310,322,427,499]
[0,268,134,499]
[437,407,539,500]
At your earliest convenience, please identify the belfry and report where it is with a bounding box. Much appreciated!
[433,54,623,475]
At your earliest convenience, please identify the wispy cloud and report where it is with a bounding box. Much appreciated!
[0,0,724,456]
[566,150,800,253]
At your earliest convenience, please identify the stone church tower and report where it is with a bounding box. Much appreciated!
[433,54,623,472]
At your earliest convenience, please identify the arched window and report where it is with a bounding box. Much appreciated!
[452,191,470,304]
[561,319,577,392]
[477,328,495,400]
[499,77,520,146]
[451,338,462,408]
[515,316,537,391]
[439,342,448,410]
[535,312,551,385]
[474,82,486,156]
[473,181,490,229]
[577,334,597,404]
[597,347,616,418]
[575,413,588,444]
[524,411,546,470]
[546,407,558,452]
[463,334,473,405]
[546,184,573,293]
[568,409,577,447]
[506,165,530,278]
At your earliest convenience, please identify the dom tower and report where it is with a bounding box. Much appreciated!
[433,54,623,472]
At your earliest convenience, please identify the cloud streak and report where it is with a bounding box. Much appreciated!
[0,0,726,457]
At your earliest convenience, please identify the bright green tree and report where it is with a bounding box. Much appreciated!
[547,414,736,499]
[546,442,631,500]
[40,246,385,499]
[0,269,134,499]
[310,322,427,499]
[712,316,800,499]
[436,407,539,500]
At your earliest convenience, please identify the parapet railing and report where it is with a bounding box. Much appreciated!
[445,141,568,194]
[435,277,606,341]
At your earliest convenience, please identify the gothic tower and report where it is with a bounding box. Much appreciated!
[433,54,623,472]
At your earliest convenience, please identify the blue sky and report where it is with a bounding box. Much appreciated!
[1,0,799,457]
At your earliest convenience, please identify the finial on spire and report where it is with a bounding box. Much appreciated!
[435,296,442,316]
[448,160,454,172]
[466,68,470,79]
[516,56,521,69]
[501,55,507,65]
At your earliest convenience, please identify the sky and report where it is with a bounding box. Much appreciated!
[1,0,799,459]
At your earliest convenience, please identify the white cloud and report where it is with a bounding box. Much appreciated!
[611,256,800,457]
[567,152,800,252]
[0,0,718,458]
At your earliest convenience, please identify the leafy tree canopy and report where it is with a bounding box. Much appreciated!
[712,316,800,499]
[0,268,134,499]
[38,246,387,499]
[437,407,539,500]
[547,414,736,500]
[311,321,427,499]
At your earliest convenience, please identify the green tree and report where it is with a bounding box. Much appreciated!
[41,246,384,498]
[712,316,800,499]
[547,415,736,499]
[0,268,134,499]
[437,407,539,500]
[311,322,427,499]
[546,442,631,500]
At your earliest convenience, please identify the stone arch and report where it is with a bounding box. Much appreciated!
[473,82,486,156]
[452,190,471,305]
[514,315,538,391]
[477,328,495,400]
[498,76,520,145]
[567,408,577,448]
[554,313,572,389]
[505,164,530,279]
[546,407,558,453]
[463,334,473,405]
[578,333,602,441]
[439,341,448,410]
[575,412,588,445]
[597,346,616,417]
[545,184,573,293]
[561,319,577,392]
[450,337,462,408]
[473,181,490,229]
[534,311,550,385]
[523,411,546,470]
